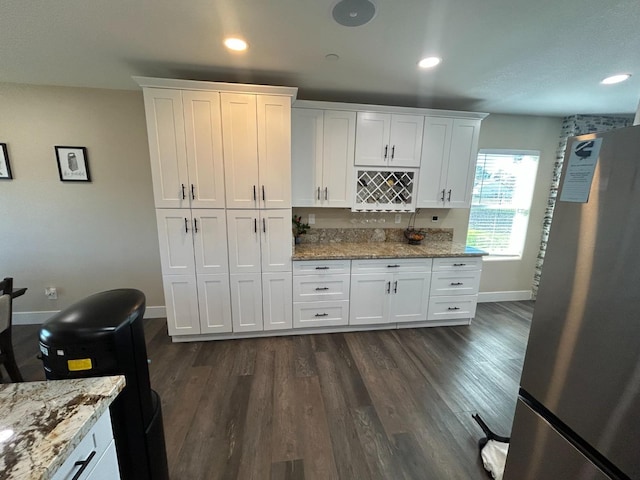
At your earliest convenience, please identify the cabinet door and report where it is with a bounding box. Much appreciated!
[323,110,356,207]
[389,272,430,323]
[163,275,200,336]
[389,114,424,167]
[257,95,292,208]
[416,117,453,208]
[349,273,391,325]
[142,88,189,208]
[291,108,323,207]
[230,273,263,332]
[226,210,261,274]
[86,441,120,480]
[183,90,226,208]
[192,209,228,274]
[260,210,293,272]
[354,112,390,166]
[221,93,260,208]
[197,274,232,334]
[262,272,293,331]
[445,119,481,208]
[155,209,195,275]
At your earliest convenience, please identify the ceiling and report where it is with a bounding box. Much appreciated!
[1,0,639,117]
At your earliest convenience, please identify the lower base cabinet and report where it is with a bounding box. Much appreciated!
[52,410,120,480]
[230,272,292,332]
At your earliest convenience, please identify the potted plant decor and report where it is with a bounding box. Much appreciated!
[292,215,310,244]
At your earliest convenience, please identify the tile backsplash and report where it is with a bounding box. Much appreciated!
[299,227,453,244]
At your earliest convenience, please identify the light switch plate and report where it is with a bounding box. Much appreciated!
[308,214,315,225]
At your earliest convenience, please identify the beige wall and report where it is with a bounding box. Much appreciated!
[293,113,563,296]
[0,83,164,314]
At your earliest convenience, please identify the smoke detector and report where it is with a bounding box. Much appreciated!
[332,0,377,27]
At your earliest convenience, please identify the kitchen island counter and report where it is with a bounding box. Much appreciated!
[0,375,125,480]
[293,241,486,261]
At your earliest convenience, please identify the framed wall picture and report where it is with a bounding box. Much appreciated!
[0,143,12,180]
[55,146,91,182]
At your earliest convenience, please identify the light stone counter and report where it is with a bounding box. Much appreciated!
[0,376,125,480]
[292,240,487,260]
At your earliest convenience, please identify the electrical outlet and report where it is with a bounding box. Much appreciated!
[395,214,402,224]
[432,215,439,222]
[308,214,315,225]
[45,287,58,300]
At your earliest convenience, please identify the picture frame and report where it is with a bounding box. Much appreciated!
[0,143,12,180]
[55,146,91,182]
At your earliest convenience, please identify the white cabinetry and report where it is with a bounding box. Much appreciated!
[155,209,231,336]
[293,260,350,328]
[222,94,291,209]
[291,108,356,207]
[417,117,481,208]
[227,209,292,331]
[349,259,432,325]
[355,112,424,167]
[428,257,482,322]
[142,88,226,209]
[52,410,120,480]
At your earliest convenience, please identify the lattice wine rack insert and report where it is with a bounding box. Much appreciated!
[354,169,416,211]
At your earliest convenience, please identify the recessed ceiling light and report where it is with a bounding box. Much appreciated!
[601,74,631,85]
[418,57,441,69]
[224,37,248,52]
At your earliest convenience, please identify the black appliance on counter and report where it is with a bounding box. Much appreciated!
[38,289,169,480]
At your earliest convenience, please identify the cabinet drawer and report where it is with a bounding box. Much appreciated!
[351,258,432,274]
[432,257,482,272]
[427,295,478,321]
[293,274,350,302]
[430,271,481,296]
[293,260,351,275]
[52,410,115,480]
[293,300,349,328]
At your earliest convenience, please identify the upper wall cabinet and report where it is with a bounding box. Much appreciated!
[222,94,292,209]
[142,88,226,209]
[354,112,424,168]
[416,117,481,209]
[291,108,356,208]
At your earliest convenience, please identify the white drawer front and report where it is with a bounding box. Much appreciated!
[293,300,349,328]
[351,258,432,274]
[52,410,115,480]
[432,257,482,272]
[427,295,478,321]
[430,271,481,296]
[293,274,350,302]
[293,260,351,275]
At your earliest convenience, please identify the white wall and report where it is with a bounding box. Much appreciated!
[0,83,164,318]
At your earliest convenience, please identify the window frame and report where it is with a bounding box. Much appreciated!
[467,149,540,260]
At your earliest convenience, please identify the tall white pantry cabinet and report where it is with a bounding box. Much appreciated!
[136,77,297,340]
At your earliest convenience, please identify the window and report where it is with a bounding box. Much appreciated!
[466,150,539,257]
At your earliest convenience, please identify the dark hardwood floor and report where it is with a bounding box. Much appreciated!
[10,301,533,480]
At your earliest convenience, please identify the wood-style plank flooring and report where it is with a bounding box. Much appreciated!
[10,301,533,479]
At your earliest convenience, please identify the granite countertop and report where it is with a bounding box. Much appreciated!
[0,376,125,480]
[293,240,487,260]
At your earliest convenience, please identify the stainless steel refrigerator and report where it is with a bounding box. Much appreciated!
[503,124,640,480]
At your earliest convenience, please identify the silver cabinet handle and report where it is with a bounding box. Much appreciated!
[317,187,321,200]
[450,282,463,286]
[254,218,257,233]
[181,184,186,200]
[262,185,266,202]
[253,185,257,201]
[447,306,461,311]
[315,266,330,270]
[314,313,329,317]
[191,184,195,200]
[441,189,446,202]
[71,450,96,480]
[453,263,466,267]
[386,281,391,294]
[263,218,266,233]
[384,145,388,159]
[325,187,328,200]
[447,189,452,202]
[387,264,400,268]
[315,287,329,291]
[193,218,198,233]
[184,218,189,233]
[393,281,398,293]
[391,145,395,159]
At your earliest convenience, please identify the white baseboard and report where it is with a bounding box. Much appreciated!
[12,306,166,325]
[478,290,532,303]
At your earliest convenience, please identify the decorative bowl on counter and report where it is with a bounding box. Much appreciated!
[404,228,426,245]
